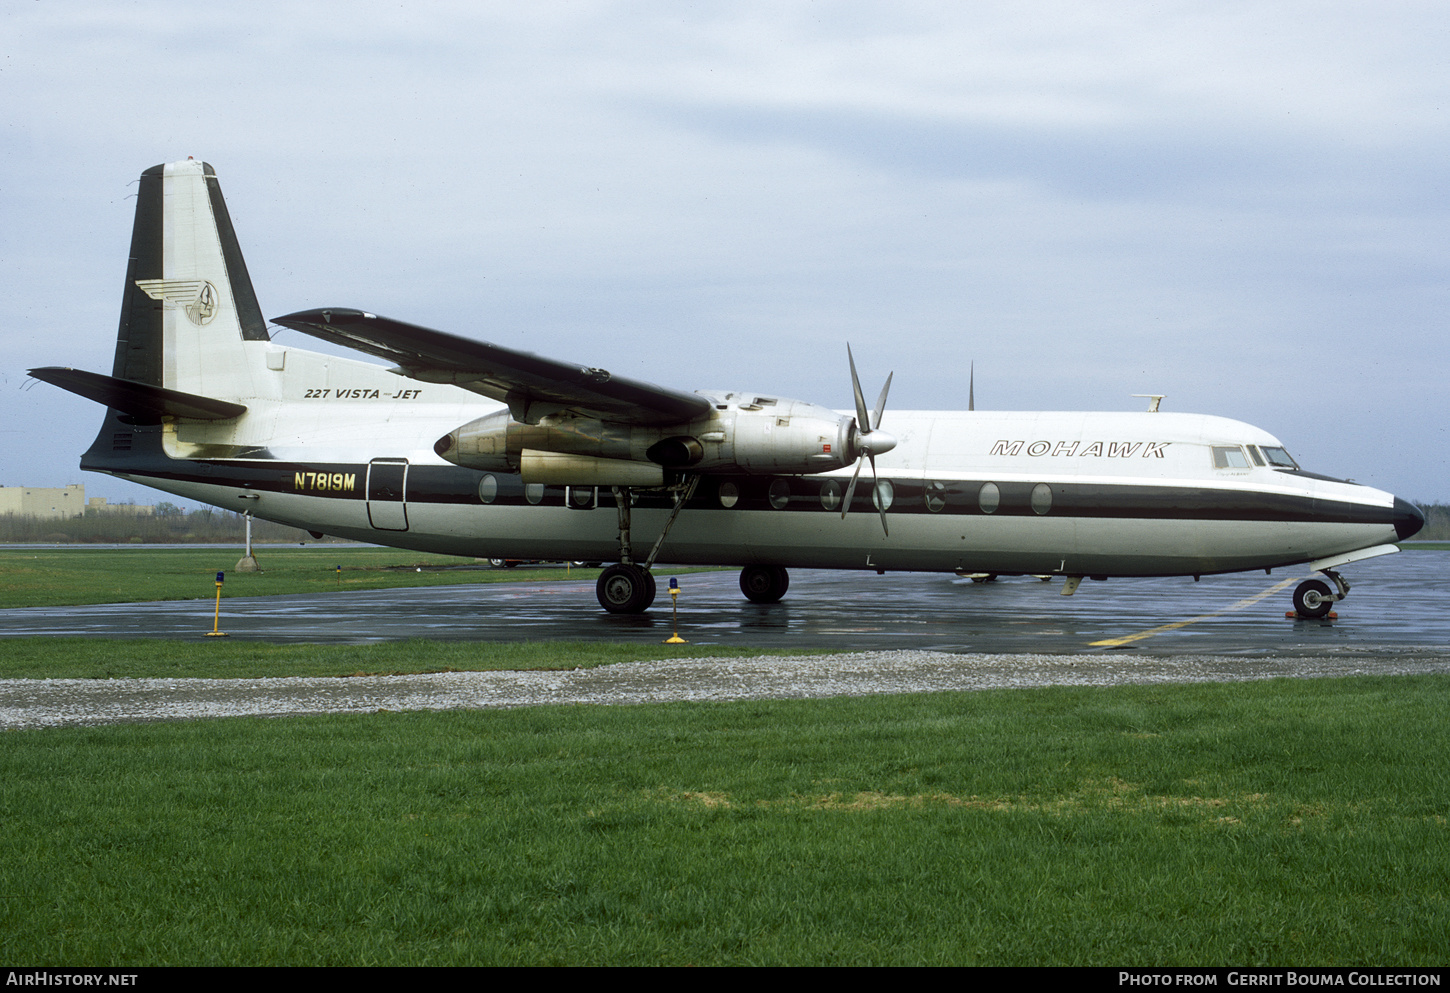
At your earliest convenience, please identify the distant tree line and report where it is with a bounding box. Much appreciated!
[1415,503,1450,541]
[0,507,349,544]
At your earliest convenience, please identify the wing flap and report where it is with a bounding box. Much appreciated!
[271,308,711,426]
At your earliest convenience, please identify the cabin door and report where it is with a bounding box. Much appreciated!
[366,458,409,531]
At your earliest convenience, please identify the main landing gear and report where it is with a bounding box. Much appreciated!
[740,564,790,604]
[1291,569,1351,619]
[591,478,796,614]
[594,478,698,615]
[597,563,657,614]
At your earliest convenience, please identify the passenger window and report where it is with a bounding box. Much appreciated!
[978,482,1000,514]
[1031,483,1052,515]
[924,480,946,513]
[478,474,498,504]
[1212,446,1250,469]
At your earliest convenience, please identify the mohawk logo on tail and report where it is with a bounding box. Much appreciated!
[135,279,220,326]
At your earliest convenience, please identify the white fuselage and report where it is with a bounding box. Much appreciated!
[92,343,1405,579]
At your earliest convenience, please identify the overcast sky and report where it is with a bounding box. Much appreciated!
[4,1,1447,506]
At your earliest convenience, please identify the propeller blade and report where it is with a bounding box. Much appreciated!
[847,343,870,432]
[872,372,893,431]
[841,458,863,520]
[870,453,889,537]
[841,343,892,536]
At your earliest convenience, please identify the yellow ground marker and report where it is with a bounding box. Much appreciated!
[1089,576,1300,648]
[205,570,228,637]
[664,577,687,644]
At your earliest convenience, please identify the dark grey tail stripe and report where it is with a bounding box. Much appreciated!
[110,165,165,384]
[202,163,268,342]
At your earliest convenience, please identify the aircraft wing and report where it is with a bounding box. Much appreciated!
[271,308,712,426]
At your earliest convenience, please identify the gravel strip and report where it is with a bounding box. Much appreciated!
[4,650,1450,730]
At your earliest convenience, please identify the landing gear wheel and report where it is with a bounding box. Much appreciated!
[1293,579,1334,618]
[740,564,790,604]
[597,563,656,614]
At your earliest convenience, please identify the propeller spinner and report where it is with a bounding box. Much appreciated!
[842,344,897,535]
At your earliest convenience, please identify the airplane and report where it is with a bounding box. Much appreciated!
[29,159,1425,619]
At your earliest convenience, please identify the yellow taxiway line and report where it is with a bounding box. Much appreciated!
[1088,576,1301,648]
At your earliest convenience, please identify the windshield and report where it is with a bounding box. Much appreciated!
[1259,446,1298,469]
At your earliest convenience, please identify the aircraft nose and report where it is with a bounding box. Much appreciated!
[1394,498,1426,541]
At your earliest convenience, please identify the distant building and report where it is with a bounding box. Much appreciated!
[0,486,157,519]
[87,496,155,516]
[0,484,88,520]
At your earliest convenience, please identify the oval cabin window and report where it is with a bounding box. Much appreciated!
[978,482,1000,514]
[1031,483,1052,515]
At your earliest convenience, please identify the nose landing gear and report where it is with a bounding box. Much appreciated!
[1291,569,1350,619]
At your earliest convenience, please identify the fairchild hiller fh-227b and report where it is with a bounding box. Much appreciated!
[30,160,1425,616]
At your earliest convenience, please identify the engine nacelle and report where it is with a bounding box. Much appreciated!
[434,390,860,479]
[723,396,856,474]
[434,408,634,472]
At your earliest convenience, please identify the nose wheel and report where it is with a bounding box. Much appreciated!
[1292,579,1334,618]
[1291,569,1350,619]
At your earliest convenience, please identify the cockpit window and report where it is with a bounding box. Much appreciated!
[1260,446,1298,469]
[1212,445,1250,469]
[1247,445,1266,467]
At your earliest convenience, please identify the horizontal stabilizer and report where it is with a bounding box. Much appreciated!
[272,308,711,426]
[28,367,247,423]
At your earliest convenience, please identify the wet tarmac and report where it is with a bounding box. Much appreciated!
[2,549,1447,656]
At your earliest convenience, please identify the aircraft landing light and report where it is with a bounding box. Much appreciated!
[1088,577,1300,649]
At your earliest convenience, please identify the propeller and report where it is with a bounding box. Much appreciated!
[841,344,898,535]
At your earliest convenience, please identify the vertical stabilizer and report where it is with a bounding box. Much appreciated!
[111,160,269,400]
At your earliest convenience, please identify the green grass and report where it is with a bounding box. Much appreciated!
[1,675,1446,965]
[0,547,602,609]
[0,637,821,680]
[0,546,725,609]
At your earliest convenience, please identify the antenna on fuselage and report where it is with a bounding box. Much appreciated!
[1132,394,1165,413]
[969,362,975,411]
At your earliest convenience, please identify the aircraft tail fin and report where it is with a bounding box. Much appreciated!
[111,159,270,398]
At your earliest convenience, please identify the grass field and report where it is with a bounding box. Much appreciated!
[1,675,1446,966]
[3,546,1446,965]
[0,546,611,609]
